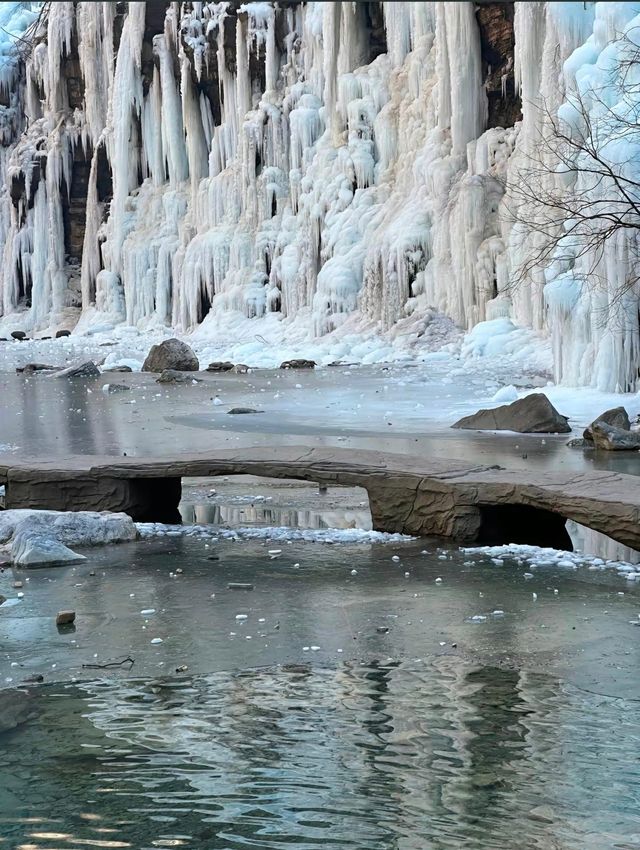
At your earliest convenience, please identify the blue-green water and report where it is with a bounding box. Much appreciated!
[1,659,639,849]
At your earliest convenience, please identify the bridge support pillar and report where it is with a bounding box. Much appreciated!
[5,476,182,523]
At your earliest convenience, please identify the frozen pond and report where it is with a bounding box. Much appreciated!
[1,535,640,848]
[2,364,640,480]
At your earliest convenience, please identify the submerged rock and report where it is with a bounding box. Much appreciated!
[142,338,199,372]
[156,369,201,384]
[104,365,133,373]
[452,393,571,434]
[589,421,640,451]
[280,359,316,369]
[206,361,234,372]
[53,361,100,378]
[227,407,263,414]
[584,406,630,441]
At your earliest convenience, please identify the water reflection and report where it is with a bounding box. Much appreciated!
[179,501,371,530]
[1,660,639,848]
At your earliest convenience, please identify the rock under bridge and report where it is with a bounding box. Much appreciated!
[0,447,638,550]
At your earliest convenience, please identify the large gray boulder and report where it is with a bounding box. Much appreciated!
[142,338,199,372]
[452,393,571,434]
[584,406,630,442]
[589,420,640,451]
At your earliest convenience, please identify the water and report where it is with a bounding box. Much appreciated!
[1,660,640,850]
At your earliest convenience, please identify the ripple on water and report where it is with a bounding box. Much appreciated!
[0,658,639,849]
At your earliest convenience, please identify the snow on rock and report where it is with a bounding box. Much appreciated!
[0,2,638,391]
[0,509,138,565]
[136,523,413,545]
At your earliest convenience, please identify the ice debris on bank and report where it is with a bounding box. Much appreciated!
[136,523,413,545]
[463,543,640,581]
[0,509,137,565]
[0,3,639,390]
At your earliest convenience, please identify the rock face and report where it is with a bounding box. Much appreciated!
[0,509,138,566]
[206,361,234,372]
[142,339,199,372]
[280,359,316,369]
[53,361,100,378]
[589,421,640,451]
[452,393,571,433]
[156,369,201,384]
[584,407,631,441]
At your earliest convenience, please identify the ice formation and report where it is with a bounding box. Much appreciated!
[2,2,640,390]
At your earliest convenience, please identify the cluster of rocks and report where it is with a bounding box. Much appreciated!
[577,407,640,451]
[7,329,71,341]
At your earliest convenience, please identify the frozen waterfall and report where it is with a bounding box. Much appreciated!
[1,1,640,390]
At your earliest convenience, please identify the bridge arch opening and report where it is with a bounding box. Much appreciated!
[477,504,573,550]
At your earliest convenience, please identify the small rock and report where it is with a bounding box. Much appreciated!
[226,407,263,414]
[102,383,130,393]
[104,365,133,373]
[376,626,389,634]
[56,610,76,626]
[22,673,44,683]
[206,361,234,372]
[156,369,201,384]
[175,665,188,673]
[11,331,26,341]
[232,364,249,373]
[13,581,23,588]
[55,329,71,338]
[16,363,58,374]
[279,359,316,369]
[227,582,254,590]
[150,637,163,644]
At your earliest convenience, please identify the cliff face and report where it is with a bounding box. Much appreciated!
[0,2,637,391]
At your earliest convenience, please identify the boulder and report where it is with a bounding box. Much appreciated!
[16,363,58,374]
[589,420,640,451]
[104,365,133,373]
[584,406,630,442]
[102,383,130,393]
[156,369,202,384]
[142,338,199,372]
[280,359,316,369]
[452,393,571,434]
[55,330,71,338]
[10,331,26,341]
[53,361,100,378]
[206,361,234,372]
[227,407,263,414]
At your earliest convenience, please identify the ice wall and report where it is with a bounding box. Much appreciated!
[1,1,638,390]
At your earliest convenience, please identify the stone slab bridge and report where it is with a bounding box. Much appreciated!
[0,446,638,550]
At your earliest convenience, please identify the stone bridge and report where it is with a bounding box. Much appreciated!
[0,447,638,549]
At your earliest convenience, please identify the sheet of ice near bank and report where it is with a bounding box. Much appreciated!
[2,2,640,390]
